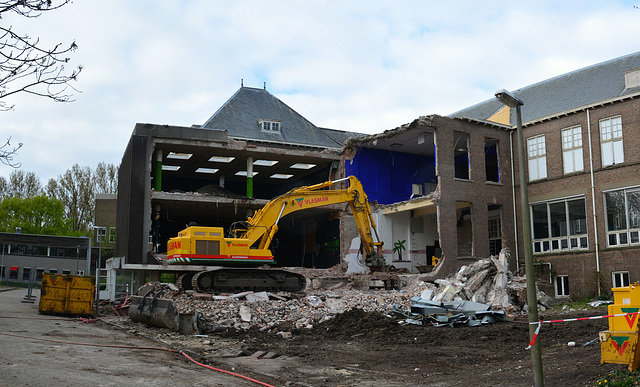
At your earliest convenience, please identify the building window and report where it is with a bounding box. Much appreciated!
[49,268,57,274]
[612,271,630,288]
[562,126,583,174]
[62,269,71,275]
[604,187,640,246]
[488,215,502,256]
[527,135,547,181]
[36,268,45,281]
[485,138,500,183]
[454,132,470,180]
[456,202,473,257]
[259,119,281,132]
[9,266,18,280]
[109,227,117,244]
[22,267,31,281]
[531,197,588,254]
[0,265,5,279]
[556,275,570,297]
[600,116,624,167]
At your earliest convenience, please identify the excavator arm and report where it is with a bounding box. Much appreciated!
[236,175,385,268]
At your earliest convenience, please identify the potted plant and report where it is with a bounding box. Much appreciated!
[393,240,406,261]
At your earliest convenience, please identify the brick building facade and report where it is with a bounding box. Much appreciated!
[453,51,640,299]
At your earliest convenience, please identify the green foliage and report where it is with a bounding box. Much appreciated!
[595,368,640,386]
[393,239,406,260]
[0,195,74,235]
[393,240,406,253]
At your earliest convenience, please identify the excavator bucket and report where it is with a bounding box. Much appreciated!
[128,285,180,330]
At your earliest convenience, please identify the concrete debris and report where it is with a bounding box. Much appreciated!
[393,297,506,327]
[129,249,542,333]
[390,249,550,327]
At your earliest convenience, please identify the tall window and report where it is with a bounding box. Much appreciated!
[485,138,500,183]
[109,227,117,244]
[612,271,630,288]
[604,187,640,246]
[556,275,570,297]
[600,116,624,166]
[531,197,588,254]
[527,135,547,181]
[454,132,470,180]
[562,126,583,174]
[488,216,502,256]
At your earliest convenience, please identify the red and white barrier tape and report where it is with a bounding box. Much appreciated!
[525,311,640,350]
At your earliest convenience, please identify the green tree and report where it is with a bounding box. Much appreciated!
[46,162,118,232]
[0,195,73,235]
[46,164,93,232]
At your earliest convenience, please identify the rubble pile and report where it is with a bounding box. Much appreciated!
[172,286,413,332]
[129,249,541,333]
[409,249,532,316]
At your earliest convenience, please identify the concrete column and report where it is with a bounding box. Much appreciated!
[246,156,254,198]
[155,150,163,192]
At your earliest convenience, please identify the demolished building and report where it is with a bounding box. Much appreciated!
[112,86,366,296]
[343,115,516,279]
[109,51,640,302]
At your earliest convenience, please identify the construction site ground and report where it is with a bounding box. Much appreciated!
[1,283,627,387]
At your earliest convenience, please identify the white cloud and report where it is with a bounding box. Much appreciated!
[1,0,640,182]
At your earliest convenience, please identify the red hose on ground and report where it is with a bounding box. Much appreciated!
[180,350,276,387]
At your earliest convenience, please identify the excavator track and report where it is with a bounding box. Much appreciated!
[185,268,306,293]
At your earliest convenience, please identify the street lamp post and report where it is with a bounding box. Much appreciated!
[495,89,544,386]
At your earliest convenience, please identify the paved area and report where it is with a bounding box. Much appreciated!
[0,286,261,387]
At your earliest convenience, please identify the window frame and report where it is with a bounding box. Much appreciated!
[454,132,470,180]
[484,138,500,183]
[488,215,502,256]
[600,115,624,167]
[527,135,547,181]
[604,186,640,247]
[109,227,117,244]
[556,275,570,297]
[259,119,281,133]
[561,126,583,174]
[612,271,630,288]
[530,196,588,254]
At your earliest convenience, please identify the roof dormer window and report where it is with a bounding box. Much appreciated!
[259,119,281,133]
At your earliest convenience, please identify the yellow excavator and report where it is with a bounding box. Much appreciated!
[166,175,385,293]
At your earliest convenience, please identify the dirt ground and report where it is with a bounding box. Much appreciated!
[113,303,626,387]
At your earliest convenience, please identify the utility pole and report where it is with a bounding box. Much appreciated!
[495,89,544,386]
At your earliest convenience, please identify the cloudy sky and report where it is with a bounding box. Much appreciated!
[2,0,640,183]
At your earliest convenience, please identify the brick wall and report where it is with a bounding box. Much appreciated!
[513,97,640,298]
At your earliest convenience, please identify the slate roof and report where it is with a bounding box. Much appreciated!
[202,87,354,148]
[450,51,640,125]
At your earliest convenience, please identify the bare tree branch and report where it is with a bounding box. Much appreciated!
[0,136,22,167]
[0,0,79,167]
